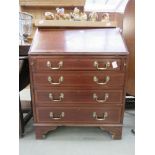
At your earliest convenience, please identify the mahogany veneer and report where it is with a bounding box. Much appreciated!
[29,28,128,139]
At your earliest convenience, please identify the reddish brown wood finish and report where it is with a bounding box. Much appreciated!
[123,0,135,96]
[34,89,123,106]
[29,28,128,139]
[100,126,122,140]
[32,57,122,71]
[36,107,122,124]
[30,28,128,55]
[35,126,57,139]
[33,72,125,88]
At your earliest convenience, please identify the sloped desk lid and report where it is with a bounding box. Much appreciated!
[29,28,128,55]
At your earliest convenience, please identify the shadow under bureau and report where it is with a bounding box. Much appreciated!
[29,28,128,139]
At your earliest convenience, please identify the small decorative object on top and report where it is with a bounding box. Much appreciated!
[80,12,87,21]
[101,13,110,23]
[71,7,81,21]
[55,8,71,20]
[45,12,55,20]
[64,13,71,20]
[43,7,112,25]
[89,12,98,22]
[55,8,65,20]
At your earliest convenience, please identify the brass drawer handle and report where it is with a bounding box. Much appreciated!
[93,93,109,103]
[46,61,63,70]
[49,93,64,102]
[94,61,110,70]
[48,76,63,85]
[93,112,108,121]
[49,112,65,120]
[93,76,110,85]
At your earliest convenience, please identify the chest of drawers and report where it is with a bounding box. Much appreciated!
[29,28,128,139]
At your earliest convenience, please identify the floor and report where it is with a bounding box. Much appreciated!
[19,88,135,155]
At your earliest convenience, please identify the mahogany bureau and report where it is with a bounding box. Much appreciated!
[29,28,128,139]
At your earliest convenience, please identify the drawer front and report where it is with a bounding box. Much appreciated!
[33,71,125,88]
[34,90,123,106]
[36,107,122,124]
[32,57,122,71]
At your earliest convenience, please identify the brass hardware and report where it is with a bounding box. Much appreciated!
[94,61,110,70]
[93,76,110,85]
[49,112,65,120]
[48,76,63,85]
[49,93,64,102]
[93,112,108,121]
[93,93,109,103]
[46,61,63,70]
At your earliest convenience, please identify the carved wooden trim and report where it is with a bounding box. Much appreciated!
[35,126,57,139]
[100,126,122,140]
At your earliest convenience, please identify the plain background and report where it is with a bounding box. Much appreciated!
[0,0,155,155]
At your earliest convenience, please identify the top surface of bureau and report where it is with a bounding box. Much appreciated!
[29,28,128,55]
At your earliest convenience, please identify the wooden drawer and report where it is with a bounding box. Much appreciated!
[36,107,122,124]
[34,89,123,106]
[33,71,125,89]
[31,56,122,72]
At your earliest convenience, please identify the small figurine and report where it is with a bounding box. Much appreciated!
[101,13,110,23]
[64,13,71,20]
[44,12,55,20]
[73,7,80,15]
[55,8,65,20]
[89,12,98,22]
[80,12,87,21]
[72,7,80,21]
[70,12,74,20]
[55,14,60,20]
[74,14,81,21]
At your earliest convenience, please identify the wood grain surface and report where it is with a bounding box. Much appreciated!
[30,28,128,55]
[123,0,135,95]
[29,28,128,139]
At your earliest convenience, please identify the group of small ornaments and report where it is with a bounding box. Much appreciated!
[45,7,110,22]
